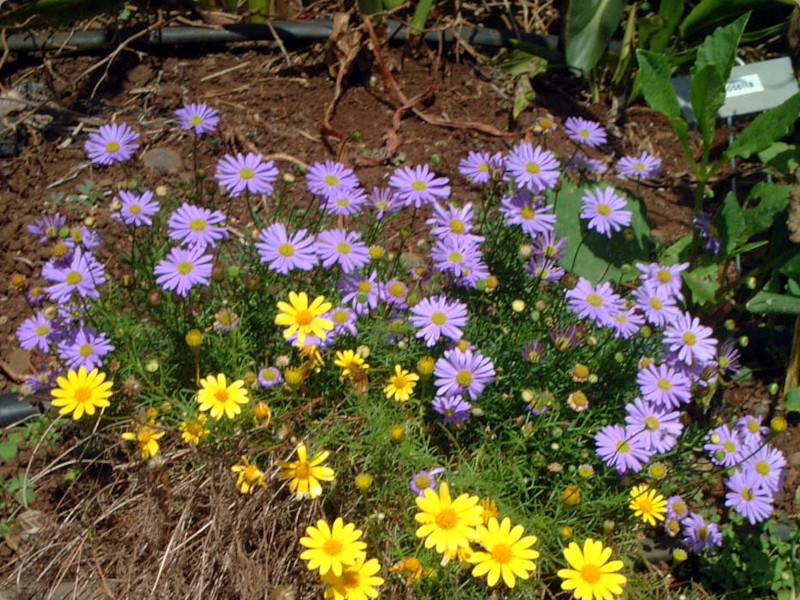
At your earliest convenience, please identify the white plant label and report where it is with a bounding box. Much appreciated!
[725,74,765,99]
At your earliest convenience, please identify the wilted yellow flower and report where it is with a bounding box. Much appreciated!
[253,401,272,427]
[284,367,305,390]
[567,391,588,412]
[571,364,589,382]
[121,421,165,460]
[562,484,581,507]
[231,456,266,495]
[479,498,498,525]
[179,414,209,446]
[390,557,423,587]
[334,349,369,379]
[355,473,373,492]
[185,329,202,351]
[417,356,435,379]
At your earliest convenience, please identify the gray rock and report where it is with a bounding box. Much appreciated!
[142,147,183,175]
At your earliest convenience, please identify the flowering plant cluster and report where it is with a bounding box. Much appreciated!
[9,102,791,599]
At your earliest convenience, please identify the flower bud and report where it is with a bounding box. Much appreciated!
[148,289,162,306]
[368,246,383,260]
[771,416,787,433]
[186,329,202,351]
[390,425,404,443]
[511,299,526,313]
[355,473,373,492]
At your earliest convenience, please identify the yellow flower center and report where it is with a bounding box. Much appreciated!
[278,243,295,257]
[525,162,540,175]
[244,465,260,481]
[455,370,473,387]
[741,487,754,502]
[657,379,672,391]
[430,312,447,326]
[657,270,671,283]
[177,261,194,275]
[79,344,93,358]
[357,282,373,294]
[435,508,457,530]
[682,332,697,346]
[393,375,408,390]
[644,416,659,432]
[615,440,630,454]
[342,570,360,588]
[586,293,603,307]
[333,310,349,324]
[520,206,535,220]
[129,204,142,215]
[388,283,405,298]
[490,543,513,564]
[755,461,770,476]
[597,204,611,217]
[723,441,736,453]
[105,141,120,154]
[448,252,463,264]
[189,218,207,232]
[66,272,83,285]
[189,115,204,126]
[637,496,653,513]
[324,175,340,187]
[449,220,465,234]
[239,168,255,180]
[579,129,590,139]
[323,539,343,556]
[580,563,602,584]
[294,462,311,479]
[411,181,428,192]
[414,475,431,490]
[74,386,92,404]
[295,310,314,326]
[336,242,352,255]
[214,389,229,403]
[35,325,50,337]
[336,198,350,208]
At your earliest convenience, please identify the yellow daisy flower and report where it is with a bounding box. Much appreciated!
[390,557,423,587]
[274,291,333,348]
[179,414,209,446]
[279,442,335,500]
[121,421,165,460]
[557,538,626,600]
[300,517,367,576]
[415,482,483,556]
[196,373,249,420]
[469,517,540,589]
[322,556,384,600]
[231,456,267,495]
[480,498,499,525]
[383,365,419,402]
[50,366,113,420]
[334,350,369,379]
[629,484,667,526]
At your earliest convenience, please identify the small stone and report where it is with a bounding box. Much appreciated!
[789,452,800,468]
[142,147,183,175]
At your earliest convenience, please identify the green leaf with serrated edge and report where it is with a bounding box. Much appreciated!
[565,0,626,71]
[724,92,800,161]
[758,142,800,175]
[551,181,650,284]
[746,291,800,315]
[691,65,726,151]
[683,264,719,305]
[0,441,17,462]
[692,13,748,82]
[743,182,790,238]
[784,387,800,412]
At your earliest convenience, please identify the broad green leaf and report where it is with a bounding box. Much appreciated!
[552,181,651,284]
[711,192,744,257]
[664,233,693,263]
[683,264,719,305]
[746,291,800,315]
[565,0,626,71]
[784,387,800,412]
[513,77,536,120]
[757,142,800,175]
[0,440,17,462]
[692,13,748,82]
[636,50,691,157]
[649,0,683,52]
[690,65,726,151]
[743,182,791,238]
[724,92,800,160]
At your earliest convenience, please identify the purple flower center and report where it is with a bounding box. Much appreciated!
[332,310,349,324]
[644,416,659,431]
[755,461,770,475]
[649,297,663,310]
[388,283,405,298]
[189,115,204,126]
[656,379,672,391]
[597,204,611,217]
[448,252,463,264]
[741,488,754,502]
[521,206,535,220]
[129,204,142,215]
[615,440,630,454]
[586,294,603,307]
[656,270,671,283]
[415,475,431,489]
[357,282,372,294]
[682,332,697,346]
[723,441,736,453]
[449,220,465,234]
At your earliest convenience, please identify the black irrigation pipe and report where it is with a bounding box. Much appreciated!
[3,19,560,53]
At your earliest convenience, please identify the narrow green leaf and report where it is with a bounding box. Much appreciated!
[636,50,691,154]
[565,0,626,71]
[680,0,790,39]
[690,65,726,150]
[649,0,684,52]
[724,92,800,160]
[746,291,800,315]
[692,13,748,82]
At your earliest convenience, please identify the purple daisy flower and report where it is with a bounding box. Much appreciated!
[505,143,560,193]
[609,307,644,339]
[522,339,546,364]
[27,287,46,307]
[532,231,567,262]
[381,279,409,310]
[409,295,468,347]
[631,283,681,328]
[306,160,360,199]
[167,203,227,251]
[616,151,661,180]
[736,415,768,448]
[369,187,401,220]
[666,495,689,522]
[64,227,101,252]
[636,363,692,409]
[624,397,683,454]
[549,323,584,352]
[16,311,55,354]
[580,186,632,238]
[456,259,490,290]
[565,153,607,176]
[433,395,472,426]
[499,191,557,237]
[316,229,370,273]
[329,306,358,338]
[321,187,367,217]
[175,103,220,136]
[636,262,689,302]
[564,116,607,148]
[389,164,451,208]
[426,201,482,244]
[215,152,279,198]
[431,237,483,279]
[663,312,718,367]
[213,308,239,333]
[458,151,503,186]
[594,424,653,474]
[724,470,773,525]
[258,367,284,389]
[717,339,743,376]
[704,424,744,468]
[255,223,318,275]
[565,278,625,328]
[58,327,114,371]
[409,468,445,497]
[694,212,721,255]
[682,513,722,554]
[338,270,380,316]
[84,122,139,165]
[743,445,786,494]
[154,245,213,297]
[46,248,102,304]
[433,348,495,400]
[114,190,159,228]
[27,213,66,243]
[524,256,564,284]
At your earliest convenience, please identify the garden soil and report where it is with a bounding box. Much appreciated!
[0,36,797,598]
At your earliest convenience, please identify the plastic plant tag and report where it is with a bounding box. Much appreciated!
[672,56,799,123]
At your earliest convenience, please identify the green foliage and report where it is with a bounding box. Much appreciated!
[724,93,800,161]
[564,0,626,72]
[679,0,794,39]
